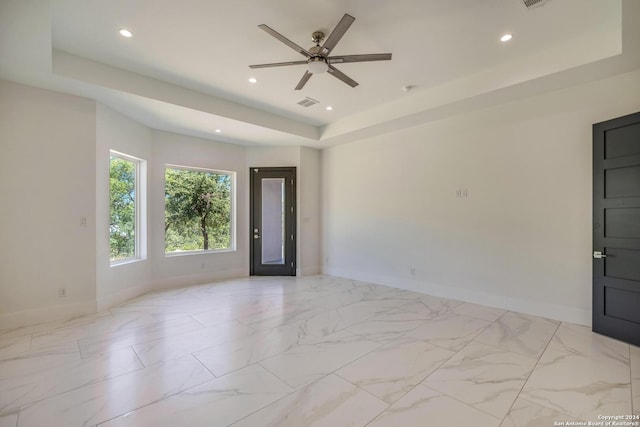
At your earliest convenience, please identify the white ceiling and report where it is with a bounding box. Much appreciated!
[1,0,638,147]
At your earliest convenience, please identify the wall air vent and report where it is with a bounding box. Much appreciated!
[297,97,320,107]
[521,0,552,8]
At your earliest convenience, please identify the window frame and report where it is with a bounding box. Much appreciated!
[164,164,236,257]
[109,150,146,266]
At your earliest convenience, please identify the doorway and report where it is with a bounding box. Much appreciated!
[592,111,640,347]
[250,167,296,276]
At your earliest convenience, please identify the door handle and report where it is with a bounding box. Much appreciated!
[593,251,607,259]
[254,234,260,239]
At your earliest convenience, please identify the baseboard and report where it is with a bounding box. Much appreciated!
[0,270,262,330]
[300,265,322,276]
[97,282,152,312]
[324,266,592,327]
[152,268,248,291]
[0,299,97,331]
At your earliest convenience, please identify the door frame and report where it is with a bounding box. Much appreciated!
[249,167,296,276]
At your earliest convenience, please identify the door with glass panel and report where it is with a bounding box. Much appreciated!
[250,167,296,276]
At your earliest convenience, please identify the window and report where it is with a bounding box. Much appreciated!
[110,151,145,264]
[164,166,234,254]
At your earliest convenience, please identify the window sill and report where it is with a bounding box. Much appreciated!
[164,248,235,258]
[110,257,145,268]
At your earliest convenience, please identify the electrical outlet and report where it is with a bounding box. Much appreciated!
[58,288,66,297]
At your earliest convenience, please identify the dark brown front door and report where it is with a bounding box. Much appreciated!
[593,111,640,346]
[250,167,296,276]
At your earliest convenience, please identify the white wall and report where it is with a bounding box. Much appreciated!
[96,105,153,310]
[322,69,640,326]
[0,80,97,327]
[150,131,248,289]
[0,81,323,329]
[300,147,322,275]
[246,146,301,168]
[98,113,250,298]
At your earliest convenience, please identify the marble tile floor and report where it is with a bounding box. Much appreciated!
[0,275,637,427]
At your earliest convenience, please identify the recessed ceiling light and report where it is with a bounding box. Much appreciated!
[248,77,257,84]
[119,28,133,38]
[215,129,222,133]
[325,106,333,111]
[500,34,513,42]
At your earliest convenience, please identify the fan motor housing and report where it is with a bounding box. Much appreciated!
[309,45,324,55]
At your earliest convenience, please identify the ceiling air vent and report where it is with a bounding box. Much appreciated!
[297,97,319,108]
[521,0,552,8]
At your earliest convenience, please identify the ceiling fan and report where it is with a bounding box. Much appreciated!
[249,13,392,90]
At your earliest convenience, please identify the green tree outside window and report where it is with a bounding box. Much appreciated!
[110,156,136,260]
[165,168,232,252]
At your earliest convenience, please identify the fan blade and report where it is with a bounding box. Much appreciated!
[249,60,308,69]
[327,65,358,88]
[295,70,313,90]
[328,53,392,64]
[258,24,311,58]
[321,14,355,55]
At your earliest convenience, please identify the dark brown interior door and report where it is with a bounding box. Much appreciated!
[250,167,296,276]
[593,111,640,346]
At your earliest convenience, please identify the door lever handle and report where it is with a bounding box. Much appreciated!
[593,251,607,259]
[254,234,260,239]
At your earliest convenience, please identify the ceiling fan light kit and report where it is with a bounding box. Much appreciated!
[307,57,328,74]
[249,13,392,90]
